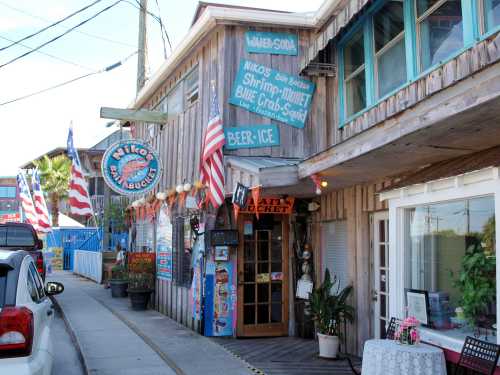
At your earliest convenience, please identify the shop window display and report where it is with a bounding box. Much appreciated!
[405,196,496,341]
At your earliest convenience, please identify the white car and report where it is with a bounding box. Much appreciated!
[0,249,64,375]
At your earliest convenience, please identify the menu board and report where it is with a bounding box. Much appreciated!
[229,59,315,129]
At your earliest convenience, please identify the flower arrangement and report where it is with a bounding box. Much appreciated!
[395,316,420,345]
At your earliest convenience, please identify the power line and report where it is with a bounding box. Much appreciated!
[0,0,136,48]
[0,0,123,69]
[154,0,167,58]
[0,35,95,71]
[0,0,104,52]
[0,51,137,106]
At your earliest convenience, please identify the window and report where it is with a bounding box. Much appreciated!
[185,67,199,105]
[405,196,496,337]
[27,268,40,303]
[417,0,463,71]
[343,29,366,117]
[0,268,7,308]
[0,186,16,199]
[373,1,407,97]
[167,83,184,117]
[483,0,500,33]
[29,263,45,299]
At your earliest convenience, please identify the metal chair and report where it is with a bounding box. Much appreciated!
[384,317,401,340]
[453,336,500,375]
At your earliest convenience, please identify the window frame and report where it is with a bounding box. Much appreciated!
[338,0,484,128]
[479,0,500,37]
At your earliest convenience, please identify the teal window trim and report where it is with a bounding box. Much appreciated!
[364,17,376,107]
[337,0,486,128]
[462,0,480,44]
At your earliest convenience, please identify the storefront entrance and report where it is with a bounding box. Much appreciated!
[237,215,289,337]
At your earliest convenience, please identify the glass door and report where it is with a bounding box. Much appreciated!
[373,211,390,338]
[237,215,288,337]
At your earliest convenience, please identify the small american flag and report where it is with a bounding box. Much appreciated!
[200,85,226,208]
[16,171,38,228]
[32,169,51,232]
[67,127,93,216]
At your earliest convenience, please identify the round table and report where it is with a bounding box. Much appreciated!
[361,339,447,375]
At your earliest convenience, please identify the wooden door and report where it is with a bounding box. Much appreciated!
[372,211,390,338]
[237,215,289,337]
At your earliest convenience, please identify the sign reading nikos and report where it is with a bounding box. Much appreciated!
[102,140,162,195]
[229,59,315,129]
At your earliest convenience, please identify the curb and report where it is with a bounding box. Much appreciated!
[50,295,90,375]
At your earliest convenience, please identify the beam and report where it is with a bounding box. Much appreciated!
[100,107,172,124]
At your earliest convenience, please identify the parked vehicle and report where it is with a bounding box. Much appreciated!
[0,249,64,375]
[0,223,46,280]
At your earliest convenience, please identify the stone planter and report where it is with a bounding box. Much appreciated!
[317,333,340,359]
[127,289,153,310]
[109,280,128,298]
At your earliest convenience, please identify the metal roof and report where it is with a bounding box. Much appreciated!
[225,156,300,173]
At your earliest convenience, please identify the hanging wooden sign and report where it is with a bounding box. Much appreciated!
[240,197,294,215]
[224,124,280,150]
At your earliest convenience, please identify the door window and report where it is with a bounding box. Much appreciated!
[28,263,45,300]
[27,267,40,303]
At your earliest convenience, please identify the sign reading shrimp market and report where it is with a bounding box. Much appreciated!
[101,140,162,196]
[229,59,315,129]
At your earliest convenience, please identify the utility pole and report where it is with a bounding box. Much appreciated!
[136,0,148,93]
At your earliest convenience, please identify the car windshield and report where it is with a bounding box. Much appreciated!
[0,268,7,308]
[0,226,35,247]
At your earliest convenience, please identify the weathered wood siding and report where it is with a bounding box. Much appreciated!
[304,31,500,157]
[311,180,392,355]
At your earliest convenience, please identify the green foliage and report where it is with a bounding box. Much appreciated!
[111,264,128,281]
[308,269,355,336]
[33,155,71,227]
[453,230,496,326]
[98,199,129,232]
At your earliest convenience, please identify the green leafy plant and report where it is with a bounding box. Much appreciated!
[110,264,128,281]
[309,269,355,336]
[453,223,496,327]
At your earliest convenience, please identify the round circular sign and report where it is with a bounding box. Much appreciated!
[101,140,162,196]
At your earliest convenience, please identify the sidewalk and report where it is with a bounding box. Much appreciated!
[50,271,252,375]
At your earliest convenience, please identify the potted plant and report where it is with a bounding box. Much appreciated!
[127,258,155,310]
[109,264,128,298]
[309,269,355,359]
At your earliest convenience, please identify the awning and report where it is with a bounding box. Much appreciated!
[225,156,300,193]
[300,0,373,72]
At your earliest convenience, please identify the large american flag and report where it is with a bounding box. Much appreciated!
[32,169,51,232]
[200,86,226,208]
[67,127,93,216]
[16,171,38,228]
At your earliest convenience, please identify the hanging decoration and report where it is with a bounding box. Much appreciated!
[251,185,262,219]
[232,182,250,221]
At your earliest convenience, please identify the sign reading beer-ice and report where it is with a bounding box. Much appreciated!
[245,31,298,55]
[224,124,280,149]
[229,59,315,129]
[102,140,162,195]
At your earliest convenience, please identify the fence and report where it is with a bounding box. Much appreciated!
[47,228,102,270]
[73,250,103,283]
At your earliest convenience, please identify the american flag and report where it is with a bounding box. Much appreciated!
[67,127,93,216]
[32,169,51,232]
[16,171,38,228]
[200,85,226,208]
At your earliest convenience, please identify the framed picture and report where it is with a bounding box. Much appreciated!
[214,246,229,261]
[406,289,430,326]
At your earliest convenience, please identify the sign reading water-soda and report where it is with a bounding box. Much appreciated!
[245,31,298,55]
[229,59,315,128]
[224,124,280,149]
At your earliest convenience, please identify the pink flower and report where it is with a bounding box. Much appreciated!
[410,330,417,340]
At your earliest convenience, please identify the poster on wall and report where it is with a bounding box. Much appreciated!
[204,250,237,337]
[245,31,298,55]
[229,59,315,129]
[156,205,173,281]
[191,233,205,321]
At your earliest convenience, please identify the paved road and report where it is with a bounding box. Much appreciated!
[52,308,85,375]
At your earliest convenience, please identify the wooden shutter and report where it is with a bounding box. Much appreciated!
[322,221,349,290]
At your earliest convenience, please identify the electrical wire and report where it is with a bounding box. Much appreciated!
[0,50,137,106]
[154,0,167,58]
[0,0,104,52]
[0,0,123,69]
[0,35,95,71]
[0,0,136,48]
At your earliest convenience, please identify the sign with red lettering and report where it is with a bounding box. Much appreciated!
[128,252,156,273]
[239,197,294,215]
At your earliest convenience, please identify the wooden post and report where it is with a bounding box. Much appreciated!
[137,0,147,93]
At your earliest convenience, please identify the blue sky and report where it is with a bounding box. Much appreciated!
[0,0,322,175]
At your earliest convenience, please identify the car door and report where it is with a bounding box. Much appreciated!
[25,260,53,366]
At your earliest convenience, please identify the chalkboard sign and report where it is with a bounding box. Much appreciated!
[209,230,239,246]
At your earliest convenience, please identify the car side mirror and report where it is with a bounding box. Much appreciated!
[45,281,64,296]
[36,239,43,250]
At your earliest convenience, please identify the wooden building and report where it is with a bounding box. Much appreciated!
[127,0,500,365]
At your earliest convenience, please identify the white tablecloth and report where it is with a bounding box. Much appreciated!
[361,339,447,375]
